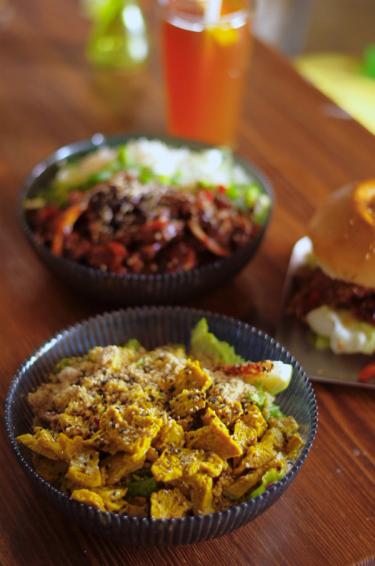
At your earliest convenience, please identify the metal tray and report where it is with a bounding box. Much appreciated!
[276,237,375,389]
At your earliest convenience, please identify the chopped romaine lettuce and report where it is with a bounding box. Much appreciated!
[246,386,266,408]
[190,319,245,366]
[266,403,284,418]
[126,476,159,498]
[123,338,142,352]
[249,467,286,499]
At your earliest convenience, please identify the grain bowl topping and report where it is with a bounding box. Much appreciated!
[25,139,271,274]
[18,319,303,519]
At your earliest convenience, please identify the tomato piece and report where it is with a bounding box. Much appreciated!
[358,362,375,383]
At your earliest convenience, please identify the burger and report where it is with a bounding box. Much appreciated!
[288,179,375,356]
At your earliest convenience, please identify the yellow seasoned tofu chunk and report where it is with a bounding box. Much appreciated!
[153,419,185,450]
[152,447,226,483]
[169,389,206,418]
[97,406,162,454]
[101,447,148,485]
[65,448,102,488]
[58,434,86,460]
[207,395,243,427]
[186,409,242,459]
[286,433,304,459]
[151,448,185,482]
[212,472,234,506]
[91,487,127,512]
[234,442,276,475]
[185,451,226,478]
[187,474,214,515]
[71,488,106,511]
[232,420,257,453]
[17,428,63,461]
[262,427,285,451]
[242,404,267,438]
[174,360,212,394]
[272,415,299,437]
[223,469,263,499]
[150,488,191,519]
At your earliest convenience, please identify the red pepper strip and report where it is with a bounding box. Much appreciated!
[188,217,229,257]
[215,361,273,377]
[358,362,375,383]
[51,203,87,256]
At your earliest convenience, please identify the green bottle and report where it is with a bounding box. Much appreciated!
[85,0,149,69]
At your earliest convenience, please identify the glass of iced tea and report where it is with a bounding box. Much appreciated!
[159,0,253,147]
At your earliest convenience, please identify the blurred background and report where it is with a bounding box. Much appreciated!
[255,0,375,135]
[1,0,374,135]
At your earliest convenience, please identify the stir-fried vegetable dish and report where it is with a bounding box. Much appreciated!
[25,140,271,274]
[18,319,303,519]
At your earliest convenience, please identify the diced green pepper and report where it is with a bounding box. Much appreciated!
[253,194,271,224]
[117,145,128,167]
[226,185,240,200]
[138,166,154,183]
[244,183,261,207]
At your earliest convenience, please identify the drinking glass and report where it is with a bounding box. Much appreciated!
[84,0,148,69]
[159,0,254,147]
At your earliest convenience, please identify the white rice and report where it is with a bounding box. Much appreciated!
[57,138,252,188]
[125,138,251,186]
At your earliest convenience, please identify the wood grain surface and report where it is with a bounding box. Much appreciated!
[0,1,374,565]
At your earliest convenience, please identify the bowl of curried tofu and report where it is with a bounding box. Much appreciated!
[4,307,317,544]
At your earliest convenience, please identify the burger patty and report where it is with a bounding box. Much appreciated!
[288,266,375,326]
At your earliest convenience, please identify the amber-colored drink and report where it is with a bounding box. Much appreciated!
[161,0,252,146]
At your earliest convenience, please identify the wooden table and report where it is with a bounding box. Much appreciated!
[1,1,374,565]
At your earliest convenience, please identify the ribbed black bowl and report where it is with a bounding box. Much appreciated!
[19,133,274,305]
[4,307,317,545]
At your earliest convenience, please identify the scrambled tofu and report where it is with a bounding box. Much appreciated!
[17,337,304,519]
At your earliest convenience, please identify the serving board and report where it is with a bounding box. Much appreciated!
[276,237,375,389]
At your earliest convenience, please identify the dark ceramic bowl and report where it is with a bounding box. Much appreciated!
[4,307,317,545]
[20,133,274,305]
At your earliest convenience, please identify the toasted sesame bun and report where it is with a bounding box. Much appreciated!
[309,179,375,289]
